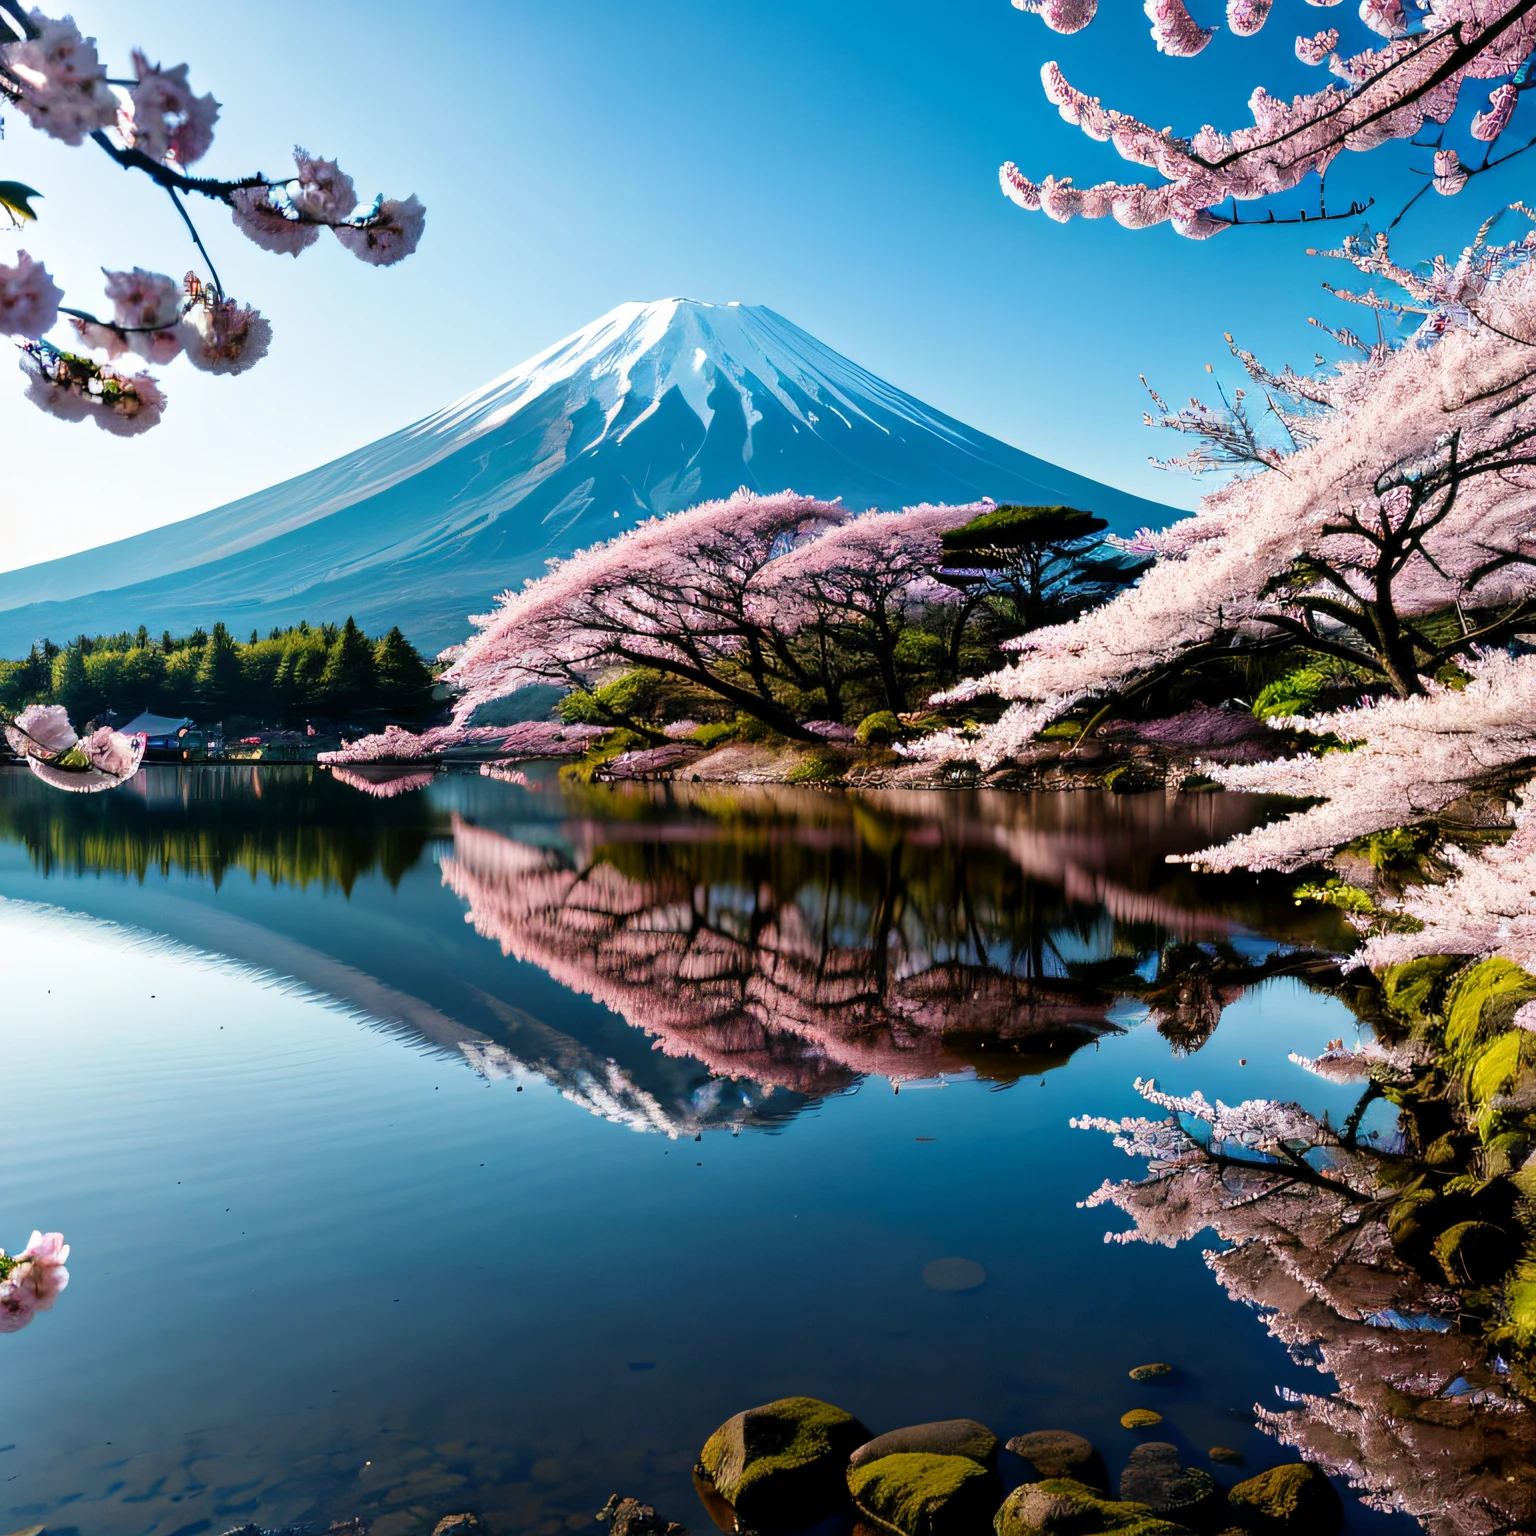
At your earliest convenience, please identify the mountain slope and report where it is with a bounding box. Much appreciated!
[0,299,1174,655]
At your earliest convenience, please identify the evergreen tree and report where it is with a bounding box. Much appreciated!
[373,626,433,707]
[194,622,243,705]
[317,617,377,714]
[51,641,94,719]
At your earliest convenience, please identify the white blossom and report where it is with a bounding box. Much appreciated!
[334,194,426,267]
[118,49,218,166]
[0,10,116,145]
[178,296,271,375]
[229,186,321,257]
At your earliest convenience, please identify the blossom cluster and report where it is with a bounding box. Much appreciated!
[4,703,146,792]
[1360,786,1536,969]
[319,721,605,769]
[912,240,1536,773]
[0,10,425,432]
[1179,650,1536,872]
[0,1231,69,1334]
[1002,0,1536,236]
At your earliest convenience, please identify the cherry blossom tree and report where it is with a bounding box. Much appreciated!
[0,5,424,434]
[1002,0,1536,236]
[913,219,1536,772]
[443,492,993,738]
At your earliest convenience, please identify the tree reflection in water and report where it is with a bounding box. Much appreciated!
[439,783,1333,1091]
[1078,1075,1536,1536]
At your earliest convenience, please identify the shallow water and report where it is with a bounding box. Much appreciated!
[0,766,1420,1536]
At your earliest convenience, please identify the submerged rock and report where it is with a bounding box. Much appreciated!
[848,1451,997,1536]
[1225,1464,1342,1534]
[1004,1432,1109,1493]
[1207,1449,1244,1468]
[1128,1364,1174,1384]
[1117,1444,1218,1524]
[1120,1410,1163,1430]
[994,1478,1189,1536]
[850,1421,999,1471]
[697,1395,871,1533]
[599,1495,690,1536]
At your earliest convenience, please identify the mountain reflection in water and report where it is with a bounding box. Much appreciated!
[2,765,1528,1536]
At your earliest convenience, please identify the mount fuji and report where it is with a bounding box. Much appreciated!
[0,299,1174,655]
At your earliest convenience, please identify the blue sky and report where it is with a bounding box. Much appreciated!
[2,0,1527,569]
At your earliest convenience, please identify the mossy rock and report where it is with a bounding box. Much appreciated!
[851,1421,998,1471]
[1127,1364,1174,1384]
[856,712,904,746]
[1120,1410,1163,1430]
[848,1452,997,1536]
[994,1478,1189,1536]
[1117,1444,1219,1524]
[1004,1432,1109,1493]
[1380,955,1461,1026]
[697,1395,871,1533]
[1207,1449,1244,1469]
[1225,1464,1341,1534]
[1445,959,1536,1063]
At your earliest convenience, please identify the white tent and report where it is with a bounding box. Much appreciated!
[118,712,194,741]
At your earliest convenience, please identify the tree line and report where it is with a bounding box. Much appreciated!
[0,618,437,727]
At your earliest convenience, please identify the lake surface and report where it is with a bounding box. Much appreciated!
[0,766,1421,1536]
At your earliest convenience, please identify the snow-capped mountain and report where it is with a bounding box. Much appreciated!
[0,299,1173,654]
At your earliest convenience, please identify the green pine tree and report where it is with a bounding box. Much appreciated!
[317,617,377,714]
[194,622,243,706]
[372,626,433,708]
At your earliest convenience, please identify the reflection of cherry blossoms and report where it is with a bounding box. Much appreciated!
[1075,1079,1536,1535]
[440,817,1124,1093]
[0,1230,70,1335]
[327,766,437,800]
[4,704,145,792]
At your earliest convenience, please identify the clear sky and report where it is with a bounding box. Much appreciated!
[1,0,1526,571]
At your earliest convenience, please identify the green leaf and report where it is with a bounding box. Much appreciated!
[0,181,42,222]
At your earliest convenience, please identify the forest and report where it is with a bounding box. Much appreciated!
[0,617,437,727]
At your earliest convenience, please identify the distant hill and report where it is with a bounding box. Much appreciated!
[0,298,1174,655]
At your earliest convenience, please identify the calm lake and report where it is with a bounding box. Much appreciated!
[0,766,1420,1536]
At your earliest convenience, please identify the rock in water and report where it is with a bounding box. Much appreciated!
[1117,1444,1218,1524]
[598,1496,690,1536]
[1128,1364,1174,1384]
[1119,1410,1162,1430]
[1004,1432,1109,1493]
[993,1478,1188,1536]
[921,1258,987,1291]
[1208,1447,1244,1468]
[1226,1464,1343,1534]
[851,1421,999,1471]
[433,1521,482,1536]
[697,1395,871,1533]
[847,1452,996,1536]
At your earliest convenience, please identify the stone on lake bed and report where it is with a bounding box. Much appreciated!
[922,1258,987,1291]
[1004,1431,1108,1493]
[696,1395,871,1534]
[1225,1463,1343,1534]
[993,1478,1189,1536]
[850,1420,999,1471]
[1208,1447,1244,1467]
[1128,1364,1174,1383]
[598,1495,690,1536]
[848,1452,996,1536]
[1119,1410,1163,1430]
[1117,1443,1218,1522]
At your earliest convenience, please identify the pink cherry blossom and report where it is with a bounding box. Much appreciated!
[5,703,77,759]
[9,1231,69,1310]
[229,186,321,257]
[1296,28,1340,63]
[119,49,219,166]
[1227,0,1272,37]
[178,295,271,375]
[0,10,117,145]
[1012,0,1098,33]
[334,195,426,267]
[1358,0,1408,38]
[0,250,62,339]
[72,267,184,363]
[1004,0,1536,235]
[291,148,357,222]
[0,1279,36,1333]
[1145,0,1216,55]
[1432,147,1469,194]
[1471,81,1519,140]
